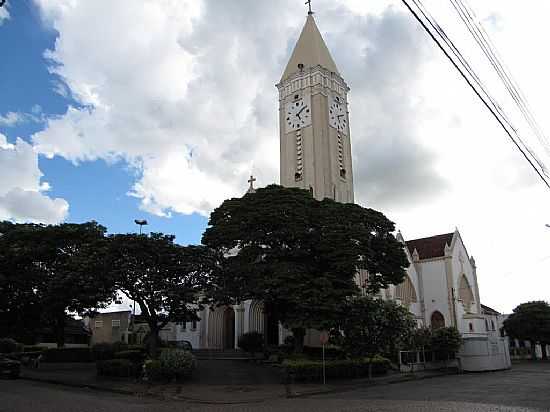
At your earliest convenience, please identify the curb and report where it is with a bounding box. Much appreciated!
[20,375,284,405]
[286,370,456,398]
[20,375,144,397]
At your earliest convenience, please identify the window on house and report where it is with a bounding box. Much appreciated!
[491,320,495,331]
[469,322,474,332]
[95,320,103,328]
[176,321,186,331]
[112,319,120,328]
[191,320,198,330]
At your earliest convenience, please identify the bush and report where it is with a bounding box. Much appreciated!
[92,342,128,361]
[97,359,140,378]
[113,350,146,363]
[303,345,346,360]
[41,347,93,363]
[145,349,196,382]
[283,356,390,382]
[0,338,19,354]
[238,332,264,354]
[23,346,46,353]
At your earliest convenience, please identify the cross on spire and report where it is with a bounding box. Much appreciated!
[247,175,257,194]
[305,0,313,15]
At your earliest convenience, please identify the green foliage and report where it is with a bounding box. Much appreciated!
[87,233,214,357]
[409,327,433,350]
[283,356,390,382]
[238,332,264,354]
[203,185,408,349]
[430,327,462,357]
[145,349,196,382]
[41,347,93,363]
[96,359,140,378]
[504,301,550,347]
[113,350,146,363]
[0,221,114,347]
[0,338,19,353]
[335,296,415,359]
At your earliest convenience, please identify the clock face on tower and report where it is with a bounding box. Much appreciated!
[285,98,311,132]
[329,96,347,134]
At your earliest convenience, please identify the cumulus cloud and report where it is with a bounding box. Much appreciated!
[31,0,444,216]
[0,134,68,223]
[0,1,10,25]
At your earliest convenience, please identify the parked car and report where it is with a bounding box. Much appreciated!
[176,340,192,351]
[0,355,21,379]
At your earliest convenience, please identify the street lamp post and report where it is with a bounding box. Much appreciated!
[134,219,148,235]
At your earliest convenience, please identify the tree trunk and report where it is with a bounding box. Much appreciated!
[291,327,305,353]
[55,316,66,348]
[531,340,538,361]
[368,360,373,380]
[147,324,161,359]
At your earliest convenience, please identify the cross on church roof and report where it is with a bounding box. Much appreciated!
[247,175,257,194]
[305,0,313,15]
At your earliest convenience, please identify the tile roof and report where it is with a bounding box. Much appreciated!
[481,304,501,315]
[406,233,454,260]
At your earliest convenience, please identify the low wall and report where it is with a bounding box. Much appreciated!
[458,336,511,372]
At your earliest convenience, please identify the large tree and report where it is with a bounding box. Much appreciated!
[504,301,550,360]
[0,222,114,347]
[202,185,408,350]
[97,233,214,357]
[335,296,415,378]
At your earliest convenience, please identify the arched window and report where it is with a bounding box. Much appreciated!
[458,274,475,312]
[394,276,418,306]
[430,311,445,329]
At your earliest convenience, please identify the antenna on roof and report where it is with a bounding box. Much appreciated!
[305,0,313,15]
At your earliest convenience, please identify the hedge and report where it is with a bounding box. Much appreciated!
[41,347,93,363]
[97,359,140,378]
[283,356,390,382]
[113,350,146,363]
[91,342,129,361]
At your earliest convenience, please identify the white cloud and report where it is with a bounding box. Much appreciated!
[0,134,69,224]
[30,0,550,311]
[0,112,24,127]
[0,1,10,25]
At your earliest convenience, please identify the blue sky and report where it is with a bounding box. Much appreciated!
[0,0,206,245]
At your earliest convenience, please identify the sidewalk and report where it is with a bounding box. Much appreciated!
[21,362,456,404]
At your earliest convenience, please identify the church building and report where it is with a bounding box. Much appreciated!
[169,10,511,371]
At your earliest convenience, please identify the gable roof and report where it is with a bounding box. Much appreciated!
[281,14,340,82]
[406,233,454,260]
[481,304,501,316]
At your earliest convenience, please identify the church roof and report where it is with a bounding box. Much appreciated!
[281,14,340,82]
[406,233,454,260]
[481,304,501,315]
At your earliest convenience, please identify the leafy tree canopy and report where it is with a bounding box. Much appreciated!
[0,221,113,346]
[93,233,215,357]
[504,301,550,359]
[202,185,409,347]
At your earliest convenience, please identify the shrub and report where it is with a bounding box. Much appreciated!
[0,338,19,354]
[303,345,346,360]
[430,327,462,362]
[41,347,93,363]
[97,359,140,378]
[144,360,164,382]
[23,346,46,353]
[159,349,195,380]
[238,332,264,354]
[91,342,128,360]
[113,350,146,363]
[283,356,390,382]
[145,349,196,382]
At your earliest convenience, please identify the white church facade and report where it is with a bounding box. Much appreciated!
[161,12,510,371]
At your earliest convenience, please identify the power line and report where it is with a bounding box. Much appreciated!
[451,0,550,161]
[401,0,550,190]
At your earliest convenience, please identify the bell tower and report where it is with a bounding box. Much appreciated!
[277,12,354,203]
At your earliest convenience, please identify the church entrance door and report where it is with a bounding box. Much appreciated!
[223,307,235,349]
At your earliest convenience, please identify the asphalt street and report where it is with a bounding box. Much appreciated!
[1,362,548,412]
